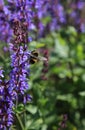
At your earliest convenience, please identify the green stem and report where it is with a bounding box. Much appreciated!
[24,106,26,129]
[16,114,25,130]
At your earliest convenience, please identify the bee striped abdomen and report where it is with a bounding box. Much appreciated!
[29,50,39,64]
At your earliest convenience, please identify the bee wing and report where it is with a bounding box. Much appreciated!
[39,56,47,61]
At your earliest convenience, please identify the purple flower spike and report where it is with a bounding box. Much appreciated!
[0,69,14,129]
[8,0,31,104]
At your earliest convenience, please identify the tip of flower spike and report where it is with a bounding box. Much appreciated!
[0,68,4,78]
[9,18,19,27]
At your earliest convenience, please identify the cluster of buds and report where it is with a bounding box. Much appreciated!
[11,18,28,44]
[58,114,68,130]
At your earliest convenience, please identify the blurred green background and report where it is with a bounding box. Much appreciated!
[1,26,85,130]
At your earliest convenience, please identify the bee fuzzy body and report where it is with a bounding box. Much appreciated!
[29,50,47,64]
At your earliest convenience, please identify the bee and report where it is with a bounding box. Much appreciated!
[29,50,47,64]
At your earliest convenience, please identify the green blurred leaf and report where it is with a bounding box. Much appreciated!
[26,105,37,114]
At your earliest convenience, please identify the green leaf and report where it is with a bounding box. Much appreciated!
[13,104,24,114]
[25,105,37,114]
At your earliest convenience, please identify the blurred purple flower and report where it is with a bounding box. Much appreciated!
[0,0,12,43]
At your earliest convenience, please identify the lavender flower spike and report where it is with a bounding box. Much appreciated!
[0,69,13,129]
[8,0,31,103]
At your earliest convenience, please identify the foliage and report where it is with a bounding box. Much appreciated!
[1,26,85,130]
[0,0,85,130]
[25,28,85,130]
